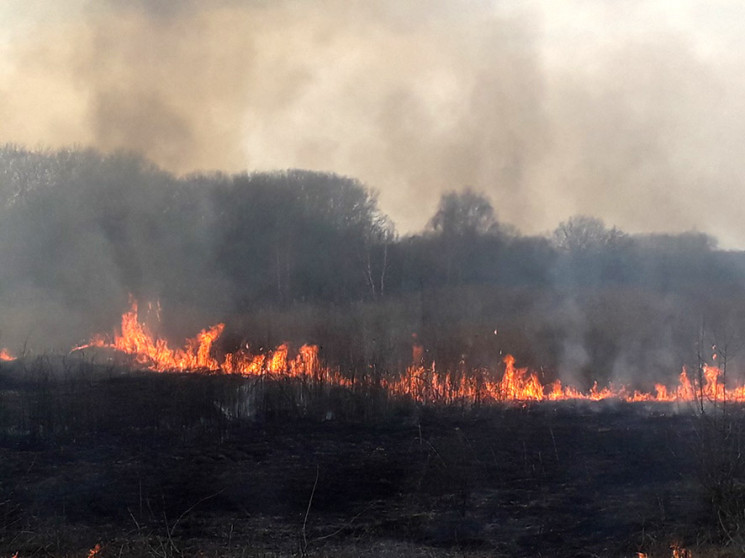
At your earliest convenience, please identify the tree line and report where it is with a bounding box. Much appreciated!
[1,145,743,388]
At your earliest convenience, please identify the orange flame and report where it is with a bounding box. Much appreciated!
[89,301,223,371]
[385,357,734,405]
[79,300,745,406]
[0,348,15,361]
[80,301,348,385]
[670,543,692,558]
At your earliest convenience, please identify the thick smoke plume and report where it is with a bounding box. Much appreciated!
[4,1,745,244]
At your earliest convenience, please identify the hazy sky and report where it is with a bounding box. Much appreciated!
[3,1,745,246]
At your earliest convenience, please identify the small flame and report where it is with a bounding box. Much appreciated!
[637,543,691,558]
[0,348,15,361]
[670,543,692,558]
[4,543,100,558]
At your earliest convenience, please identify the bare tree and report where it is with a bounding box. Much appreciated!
[552,215,624,252]
[428,189,501,238]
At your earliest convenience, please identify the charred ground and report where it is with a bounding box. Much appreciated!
[0,359,738,557]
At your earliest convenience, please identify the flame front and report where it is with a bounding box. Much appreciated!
[78,301,745,406]
[81,301,346,384]
[85,301,223,371]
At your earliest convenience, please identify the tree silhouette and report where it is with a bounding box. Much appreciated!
[428,189,500,238]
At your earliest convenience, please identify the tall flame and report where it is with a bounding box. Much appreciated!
[79,301,348,385]
[87,301,223,371]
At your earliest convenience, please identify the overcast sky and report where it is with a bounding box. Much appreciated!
[2,1,745,247]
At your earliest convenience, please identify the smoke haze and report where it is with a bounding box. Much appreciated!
[3,0,745,245]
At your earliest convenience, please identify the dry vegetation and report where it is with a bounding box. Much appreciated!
[3,149,745,557]
[1,357,745,557]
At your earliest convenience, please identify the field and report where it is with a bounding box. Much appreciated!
[0,357,741,558]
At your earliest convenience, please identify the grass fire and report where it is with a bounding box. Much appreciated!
[5,2,745,553]
[72,300,745,408]
[2,296,745,556]
[4,149,745,555]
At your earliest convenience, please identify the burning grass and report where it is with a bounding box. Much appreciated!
[3,302,745,556]
[68,300,743,409]
[0,356,744,557]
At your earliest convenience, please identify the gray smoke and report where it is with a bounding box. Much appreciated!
[4,1,745,245]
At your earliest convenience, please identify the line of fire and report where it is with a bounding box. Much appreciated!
[33,299,737,408]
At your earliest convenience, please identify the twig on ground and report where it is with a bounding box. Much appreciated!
[301,465,320,555]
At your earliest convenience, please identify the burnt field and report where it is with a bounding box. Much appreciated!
[0,359,742,558]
